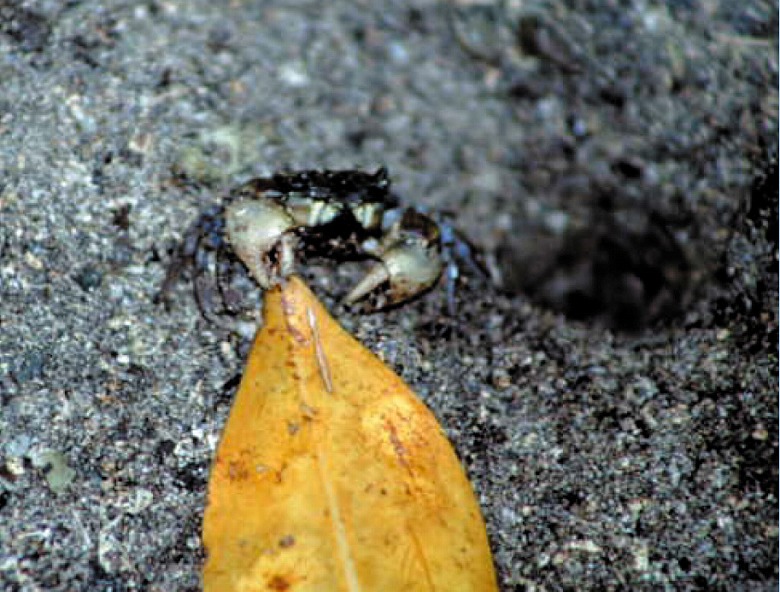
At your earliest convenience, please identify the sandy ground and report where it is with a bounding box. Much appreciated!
[0,1,777,590]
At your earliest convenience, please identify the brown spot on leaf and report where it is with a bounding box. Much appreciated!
[299,403,318,420]
[286,323,307,344]
[227,460,249,481]
[267,574,290,590]
[386,421,411,473]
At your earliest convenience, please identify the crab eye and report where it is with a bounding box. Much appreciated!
[351,202,383,230]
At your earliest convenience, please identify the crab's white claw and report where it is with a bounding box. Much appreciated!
[345,241,443,307]
[344,263,390,305]
[225,199,296,288]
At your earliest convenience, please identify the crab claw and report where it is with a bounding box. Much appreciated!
[345,209,443,308]
[225,198,297,288]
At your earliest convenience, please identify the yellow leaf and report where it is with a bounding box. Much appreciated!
[203,276,498,591]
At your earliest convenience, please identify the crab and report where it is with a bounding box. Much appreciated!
[158,168,485,319]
